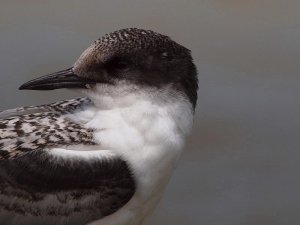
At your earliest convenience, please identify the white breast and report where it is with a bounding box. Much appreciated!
[64,85,194,225]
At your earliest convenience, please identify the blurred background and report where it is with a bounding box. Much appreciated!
[0,0,299,224]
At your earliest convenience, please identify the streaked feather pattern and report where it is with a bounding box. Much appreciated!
[0,98,136,225]
[0,98,95,159]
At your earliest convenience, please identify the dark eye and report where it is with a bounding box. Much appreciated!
[161,52,173,61]
[115,60,129,69]
[108,57,130,70]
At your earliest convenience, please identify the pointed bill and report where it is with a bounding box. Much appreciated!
[19,68,96,90]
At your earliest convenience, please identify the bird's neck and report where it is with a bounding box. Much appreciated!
[81,82,179,109]
[78,82,194,139]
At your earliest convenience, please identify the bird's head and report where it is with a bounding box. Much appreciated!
[20,28,198,108]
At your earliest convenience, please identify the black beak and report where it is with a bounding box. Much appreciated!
[19,67,96,90]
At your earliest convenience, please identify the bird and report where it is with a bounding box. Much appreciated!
[0,28,198,225]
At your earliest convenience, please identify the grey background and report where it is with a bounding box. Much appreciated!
[0,0,299,224]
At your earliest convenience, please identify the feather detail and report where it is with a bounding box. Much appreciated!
[0,98,96,159]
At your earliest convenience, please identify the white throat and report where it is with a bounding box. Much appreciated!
[77,82,194,170]
[68,82,194,225]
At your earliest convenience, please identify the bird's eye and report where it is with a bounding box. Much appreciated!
[160,51,173,61]
[115,60,129,69]
[109,57,130,70]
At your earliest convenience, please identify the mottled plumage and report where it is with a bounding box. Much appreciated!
[0,99,135,225]
[0,98,95,159]
[0,97,92,118]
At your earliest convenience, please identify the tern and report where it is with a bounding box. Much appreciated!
[0,28,198,225]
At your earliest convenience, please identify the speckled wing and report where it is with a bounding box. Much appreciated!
[0,97,92,119]
[0,98,95,159]
[0,98,136,224]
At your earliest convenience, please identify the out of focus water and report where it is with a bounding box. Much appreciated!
[0,1,299,224]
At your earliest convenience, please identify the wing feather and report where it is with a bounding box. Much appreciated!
[0,98,95,159]
[0,150,136,225]
[0,98,136,224]
[0,97,92,119]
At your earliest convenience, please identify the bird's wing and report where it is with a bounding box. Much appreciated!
[0,150,136,225]
[0,97,95,159]
[0,111,96,159]
[0,97,92,119]
[0,98,136,224]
